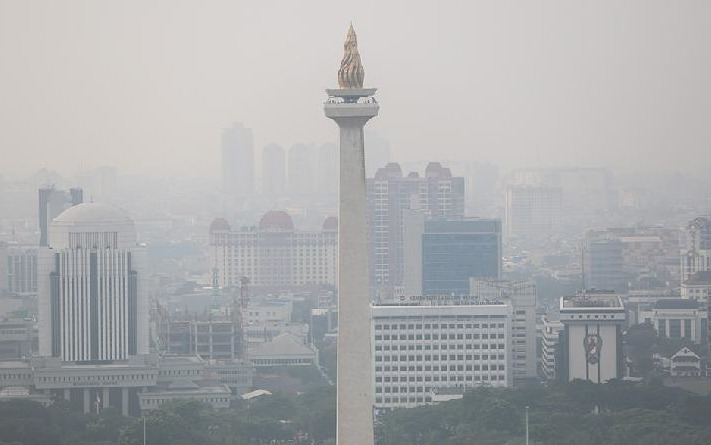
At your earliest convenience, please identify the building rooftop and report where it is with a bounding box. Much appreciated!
[684,271,711,286]
[560,292,623,309]
[654,299,699,310]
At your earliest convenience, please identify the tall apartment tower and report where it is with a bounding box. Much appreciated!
[39,186,83,246]
[681,217,711,285]
[221,123,255,197]
[367,162,465,297]
[37,203,149,361]
[505,185,562,240]
[262,143,286,196]
[318,142,338,195]
[324,25,378,445]
[288,143,315,196]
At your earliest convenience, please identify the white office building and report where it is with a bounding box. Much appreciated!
[209,211,337,289]
[541,316,563,381]
[372,298,511,410]
[470,279,537,384]
[37,203,149,361]
[558,292,626,383]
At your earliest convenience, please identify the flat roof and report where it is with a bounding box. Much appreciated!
[560,292,624,310]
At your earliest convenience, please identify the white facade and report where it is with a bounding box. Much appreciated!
[638,299,707,343]
[37,203,148,361]
[541,317,563,381]
[3,245,37,296]
[209,212,337,289]
[471,279,537,382]
[372,299,511,409]
[559,292,625,383]
[680,217,711,285]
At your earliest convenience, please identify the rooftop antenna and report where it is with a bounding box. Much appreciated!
[581,243,587,298]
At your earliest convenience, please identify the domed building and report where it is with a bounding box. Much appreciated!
[209,212,338,289]
[38,203,149,363]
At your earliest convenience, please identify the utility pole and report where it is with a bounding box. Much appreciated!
[143,415,146,445]
[525,405,529,445]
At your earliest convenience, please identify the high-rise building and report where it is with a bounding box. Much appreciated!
[558,291,625,383]
[324,24,378,445]
[37,203,149,361]
[372,297,511,409]
[585,231,628,292]
[470,280,537,384]
[262,143,286,196]
[209,212,338,289]
[288,143,315,196]
[541,316,564,381]
[402,210,426,296]
[221,123,255,197]
[422,219,501,296]
[504,185,562,240]
[38,186,83,246]
[367,162,465,296]
[364,131,391,177]
[317,142,338,195]
[681,217,711,285]
[4,245,38,296]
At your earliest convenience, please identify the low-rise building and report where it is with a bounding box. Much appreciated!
[558,291,626,383]
[371,297,511,410]
[638,299,707,344]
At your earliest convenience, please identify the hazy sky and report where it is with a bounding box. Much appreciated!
[1,0,710,180]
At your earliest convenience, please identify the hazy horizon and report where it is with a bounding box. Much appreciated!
[1,0,710,180]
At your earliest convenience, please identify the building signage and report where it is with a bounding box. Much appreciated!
[584,334,603,364]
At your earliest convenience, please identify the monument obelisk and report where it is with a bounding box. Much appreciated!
[324,25,378,445]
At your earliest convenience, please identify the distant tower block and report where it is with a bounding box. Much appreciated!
[324,24,378,445]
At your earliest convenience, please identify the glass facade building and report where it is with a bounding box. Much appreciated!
[422,219,501,296]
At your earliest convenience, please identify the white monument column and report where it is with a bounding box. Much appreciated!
[324,25,378,445]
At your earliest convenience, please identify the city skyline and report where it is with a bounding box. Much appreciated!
[2,1,711,179]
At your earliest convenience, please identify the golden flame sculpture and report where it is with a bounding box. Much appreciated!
[338,24,365,89]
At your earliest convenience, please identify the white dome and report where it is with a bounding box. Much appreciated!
[53,202,132,225]
[49,203,136,249]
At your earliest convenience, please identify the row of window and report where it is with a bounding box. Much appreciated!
[375,353,506,362]
[375,333,505,341]
[375,323,505,330]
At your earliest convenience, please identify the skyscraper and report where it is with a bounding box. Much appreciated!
[288,143,314,196]
[37,203,148,361]
[367,162,465,296]
[221,123,255,197]
[262,143,286,196]
[38,186,83,246]
[421,218,501,296]
[504,185,562,240]
[318,142,338,195]
[324,24,378,445]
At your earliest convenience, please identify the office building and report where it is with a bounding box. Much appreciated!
[38,186,83,246]
[470,280,537,383]
[2,245,37,296]
[222,123,255,197]
[372,297,511,409]
[681,217,711,285]
[585,231,627,292]
[367,162,465,296]
[402,210,426,296]
[318,142,338,195]
[637,299,707,344]
[558,291,626,383]
[422,219,501,296]
[504,185,562,240]
[209,211,337,289]
[540,316,564,381]
[681,271,711,301]
[324,24,378,445]
[37,203,149,361]
[262,143,286,196]
[288,143,315,196]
